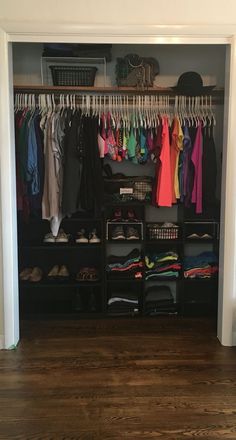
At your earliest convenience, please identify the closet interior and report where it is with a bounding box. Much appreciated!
[13,43,226,320]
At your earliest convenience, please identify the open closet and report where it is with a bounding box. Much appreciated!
[12,42,226,322]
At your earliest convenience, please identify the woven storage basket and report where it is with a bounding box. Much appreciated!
[49,65,97,86]
[104,176,152,202]
[147,223,180,240]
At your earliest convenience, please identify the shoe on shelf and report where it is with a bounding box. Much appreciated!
[111,225,125,240]
[58,265,70,278]
[110,208,123,222]
[47,265,60,278]
[88,293,97,312]
[75,292,83,312]
[126,226,140,240]
[126,208,139,222]
[200,233,213,239]
[186,233,200,239]
[76,229,89,243]
[20,267,33,281]
[29,267,43,282]
[76,267,99,281]
[55,229,69,243]
[162,222,178,228]
[89,229,101,243]
[43,232,55,243]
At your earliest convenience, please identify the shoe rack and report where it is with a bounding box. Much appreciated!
[104,201,219,318]
[18,201,220,319]
[18,213,105,318]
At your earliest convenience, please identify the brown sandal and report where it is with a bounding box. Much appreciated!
[76,267,99,282]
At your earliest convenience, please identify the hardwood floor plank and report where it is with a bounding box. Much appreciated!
[0,318,236,439]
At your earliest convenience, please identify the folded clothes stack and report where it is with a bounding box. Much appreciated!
[145,285,177,315]
[106,248,143,279]
[145,251,181,280]
[107,292,139,316]
[184,251,218,279]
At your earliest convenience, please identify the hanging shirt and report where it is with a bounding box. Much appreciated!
[42,112,63,236]
[182,124,192,199]
[156,117,172,207]
[191,123,203,214]
[170,117,183,203]
[27,116,39,195]
[127,128,136,159]
[202,125,217,210]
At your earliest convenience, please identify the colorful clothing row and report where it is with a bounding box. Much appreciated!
[184,252,218,279]
[106,249,143,279]
[145,251,181,280]
[98,112,217,214]
[15,108,103,235]
[151,118,217,214]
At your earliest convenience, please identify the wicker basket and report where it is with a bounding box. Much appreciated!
[104,176,153,202]
[147,223,180,240]
[49,65,97,86]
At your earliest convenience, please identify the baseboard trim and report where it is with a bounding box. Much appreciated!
[0,334,5,349]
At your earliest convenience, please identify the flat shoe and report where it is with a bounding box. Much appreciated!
[20,267,33,281]
[29,267,43,282]
[58,265,70,277]
[48,265,60,277]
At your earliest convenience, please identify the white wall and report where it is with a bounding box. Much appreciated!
[0,187,4,346]
[13,43,226,87]
[1,0,236,26]
[0,0,236,347]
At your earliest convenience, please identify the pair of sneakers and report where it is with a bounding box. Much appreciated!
[20,267,43,282]
[187,232,213,239]
[110,208,139,222]
[76,229,100,244]
[47,265,70,279]
[75,292,97,312]
[112,225,140,240]
[44,229,69,243]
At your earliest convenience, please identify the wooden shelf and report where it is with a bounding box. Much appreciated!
[22,243,102,250]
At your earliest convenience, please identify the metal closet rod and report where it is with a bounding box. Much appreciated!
[14,93,222,108]
[13,85,224,105]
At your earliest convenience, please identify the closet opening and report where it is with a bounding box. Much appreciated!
[12,42,226,335]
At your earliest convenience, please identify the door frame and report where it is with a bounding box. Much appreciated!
[1,23,236,347]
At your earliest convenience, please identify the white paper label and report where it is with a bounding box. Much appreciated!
[120,188,133,195]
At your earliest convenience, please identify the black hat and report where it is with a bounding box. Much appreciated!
[171,71,216,96]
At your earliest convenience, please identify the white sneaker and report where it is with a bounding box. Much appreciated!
[55,229,69,243]
[89,229,101,243]
[76,229,89,243]
[43,233,55,243]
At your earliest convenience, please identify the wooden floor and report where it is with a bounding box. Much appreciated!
[0,317,236,439]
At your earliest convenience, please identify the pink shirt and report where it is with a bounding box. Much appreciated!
[191,124,203,214]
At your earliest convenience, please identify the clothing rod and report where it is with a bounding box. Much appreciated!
[13,86,224,105]
[14,93,222,108]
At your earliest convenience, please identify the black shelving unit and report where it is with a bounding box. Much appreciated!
[18,200,220,319]
[18,213,104,318]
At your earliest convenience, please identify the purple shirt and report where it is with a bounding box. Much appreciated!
[191,124,203,214]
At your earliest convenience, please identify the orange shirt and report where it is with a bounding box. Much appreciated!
[156,117,172,207]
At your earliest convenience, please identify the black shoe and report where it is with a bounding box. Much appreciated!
[75,293,83,312]
[88,293,97,312]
